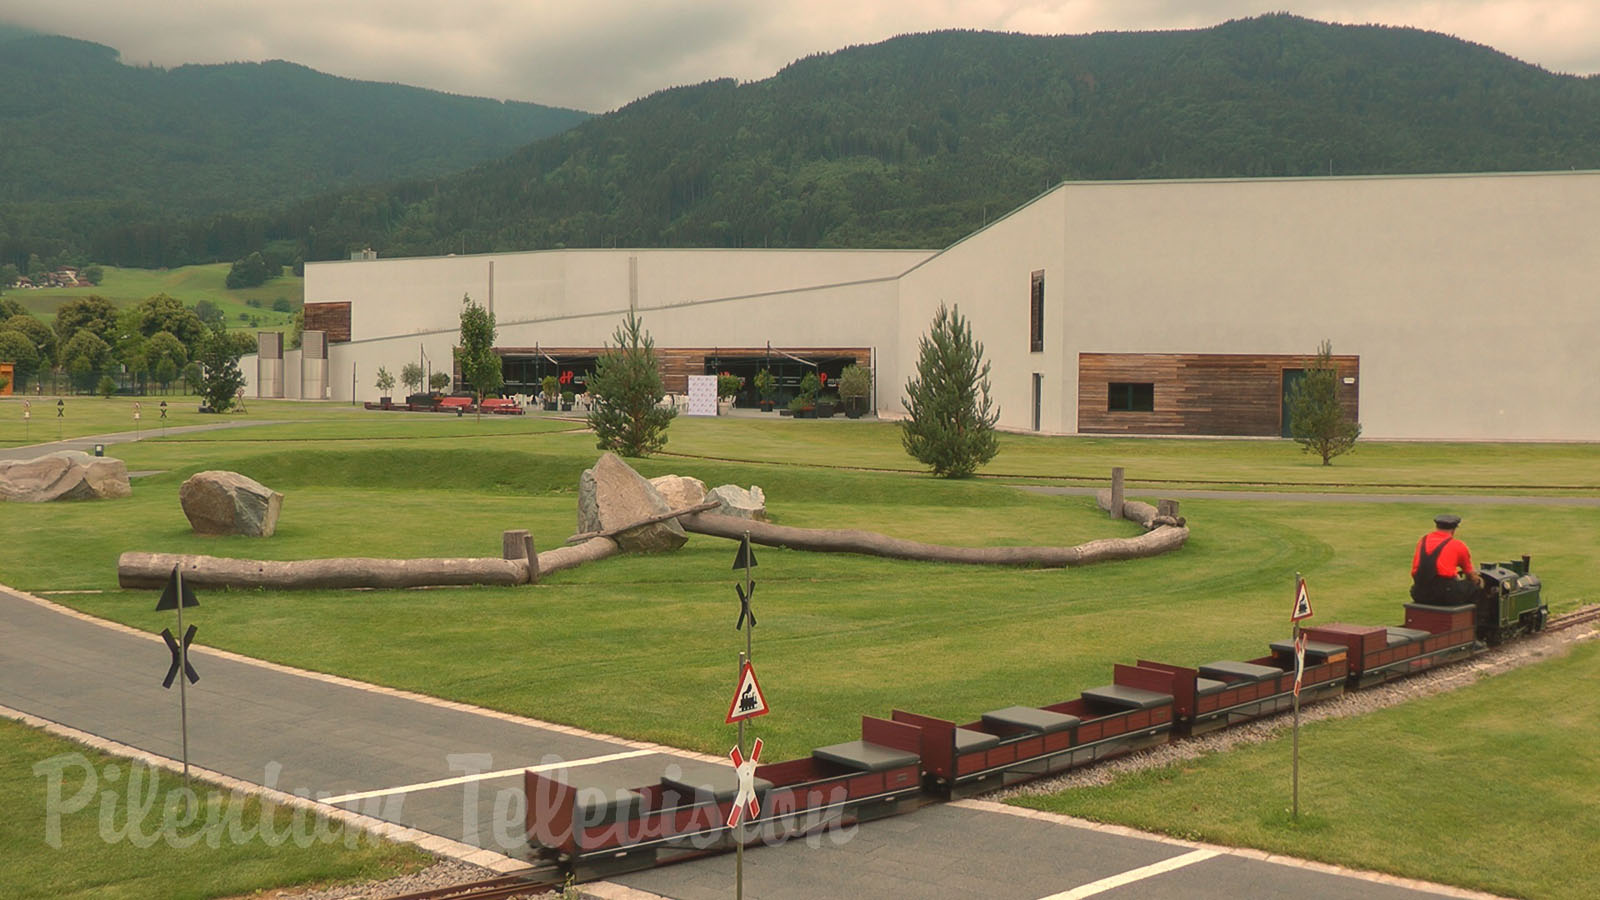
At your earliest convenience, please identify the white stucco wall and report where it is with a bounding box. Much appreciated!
[1052,171,1600,440]
[893,191,1069,432]
[306,248,931,404]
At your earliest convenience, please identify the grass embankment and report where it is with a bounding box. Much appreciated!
[0,411,1595,898]
[1,718,426,900]
[1013,637,1600,900]
[9,264,302,329]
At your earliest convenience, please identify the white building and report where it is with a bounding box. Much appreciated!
[264,170,1600,441]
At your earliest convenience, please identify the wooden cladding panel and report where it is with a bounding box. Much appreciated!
[303,302,352,343]
[1078,352,1359,437]
[494,346,870,394]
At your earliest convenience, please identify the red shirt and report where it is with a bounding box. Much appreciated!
[1411,530,1473,577]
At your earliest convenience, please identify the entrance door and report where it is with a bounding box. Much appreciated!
[1280,369,1306,437]
[1031,373,1042,431]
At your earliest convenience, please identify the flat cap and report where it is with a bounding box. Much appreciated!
[1434,514,1462,529]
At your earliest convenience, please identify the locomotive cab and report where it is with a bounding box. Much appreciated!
[1475,555,1546,644]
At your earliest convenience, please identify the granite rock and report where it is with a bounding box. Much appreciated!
[179,470,283,536]
[578,453,688,553]
[0,451,131,502]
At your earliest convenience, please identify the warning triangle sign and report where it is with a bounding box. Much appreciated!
[731,535,758,570]
[1290,578,1313,622]
[155,566,199,612]
[724,661,771,723]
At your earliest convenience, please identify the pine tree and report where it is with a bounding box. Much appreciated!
[587,311,676,457]
[1288,339,1361,465]
[901,303,999,477]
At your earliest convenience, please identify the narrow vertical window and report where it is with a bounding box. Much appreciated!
[1029,270,1044,353]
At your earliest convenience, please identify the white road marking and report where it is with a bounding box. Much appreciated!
[1035,849,1219,900]
[322,748,656,804]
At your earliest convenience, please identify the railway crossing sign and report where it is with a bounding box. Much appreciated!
[1290,577,1313,621]
[156,565,199,787]
[725,661,770,723]
[726,737,764,827]
[1292,632,1307,698]
[162,626,200,688]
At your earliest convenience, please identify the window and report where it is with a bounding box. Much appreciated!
[1108,382,1154,412]
[1029,270,1044,352]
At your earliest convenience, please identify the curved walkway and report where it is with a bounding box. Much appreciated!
[0,420,279,461]
[1015,484,1600,507]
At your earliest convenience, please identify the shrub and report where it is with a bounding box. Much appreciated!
[837,364,871,400]
[716,372,743,401]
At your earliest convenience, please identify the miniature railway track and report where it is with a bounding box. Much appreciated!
[1547,604,1600,633]
[384,868,564,900]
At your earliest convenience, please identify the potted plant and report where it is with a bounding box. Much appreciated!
[541,375,560,411]
[753,368,776,412]
[716,371,743,414]
[815,390,839,419]
[561,389,575,411]
[792,371,820,418]
[429,371,451,395]
[838,363,871,418]
[375,365,396,408]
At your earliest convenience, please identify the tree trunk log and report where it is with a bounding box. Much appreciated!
[566,501,719,543]
[679,513,1187,567]
[118,553,530,590]
[1096,490,1186,529]
[536,537,620,576]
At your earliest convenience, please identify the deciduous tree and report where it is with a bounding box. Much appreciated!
[196,331,246,412]
[901,302,999,477]
[457,294,501,419]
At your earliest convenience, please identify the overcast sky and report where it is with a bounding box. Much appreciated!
[4,2,1597,112]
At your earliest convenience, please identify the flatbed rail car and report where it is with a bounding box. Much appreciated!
[525,716,923,878]
[892,679,1175,799]
[522,559,1549,881]
[1122,639,1348,736]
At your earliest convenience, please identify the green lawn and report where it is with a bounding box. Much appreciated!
[8,264,301,330]
[2,718,426,900]
[1012,638,1600,900]
[0,409,1595,898]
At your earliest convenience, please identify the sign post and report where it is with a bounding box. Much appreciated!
[726,533,763,900]
[56,398,63,441]
[1289,572,1314,820]
[22,399,29,442]
[157,566,201,788]
[133,401,141,439]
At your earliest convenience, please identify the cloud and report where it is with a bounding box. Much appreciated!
[3,1,1597,111]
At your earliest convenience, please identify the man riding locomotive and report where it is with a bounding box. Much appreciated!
[1410,513,1483,605]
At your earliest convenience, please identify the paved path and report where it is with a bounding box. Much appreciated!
[0,420,281,461]
[1,587,1495,899]
[1016,485,1600,507]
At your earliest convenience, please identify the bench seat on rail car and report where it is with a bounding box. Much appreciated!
[1267,640,1349,665]
[812,740,921,773]
[1080,683,1173,711]
[1197,660,1283,684]
[660,761,775,805]
[981,705,1080,734]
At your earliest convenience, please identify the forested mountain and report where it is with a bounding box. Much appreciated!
[255,15,1600,261]
[15,14,1600,269]
[0,30,589,270]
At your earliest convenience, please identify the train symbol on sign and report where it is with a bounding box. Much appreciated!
[724,661,770,723]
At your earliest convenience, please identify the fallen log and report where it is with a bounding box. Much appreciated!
[679,512,1187,567]
[1096,490,1186,529]
[118,553,531,590]
[537,537,620,576]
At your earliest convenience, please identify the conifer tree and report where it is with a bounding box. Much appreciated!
[1288,339,1361,465]
[901,303,999,477]
[587,311,676,457]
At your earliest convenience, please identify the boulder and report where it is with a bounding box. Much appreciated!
[649,474,707,510]
[706,484,768,521]
[578,453,688,553]
[0,451,132,502]
[179,470,283,537]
